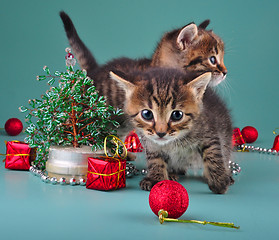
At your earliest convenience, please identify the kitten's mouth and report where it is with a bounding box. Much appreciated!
[211,73,226,86]
[146,131,181,145]
[152,136,173,145]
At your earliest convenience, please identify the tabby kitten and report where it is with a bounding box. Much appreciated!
[59,12,233,194]
[110,69,233,194]
[60,12,227,86]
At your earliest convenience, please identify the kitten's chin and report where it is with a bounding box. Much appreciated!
[154,139,172,145]
[210,74,226,86]
[148,136,174,146]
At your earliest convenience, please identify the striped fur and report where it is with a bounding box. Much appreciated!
[59,12,233,193]
[151,23,227,86]
[60,12,227,87]
[110,69,234,194]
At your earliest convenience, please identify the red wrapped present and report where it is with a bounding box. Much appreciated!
[272,135,279,151]
[86,156,126,190]
[232,128,245,146]
[4,141,36,170]
[124,130,143,152]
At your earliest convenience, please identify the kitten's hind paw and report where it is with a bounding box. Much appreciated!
[139,178,158,191]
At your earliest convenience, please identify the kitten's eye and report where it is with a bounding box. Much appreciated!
[209,56,217,65]
[170,111,183,121]
[141,109,154,121]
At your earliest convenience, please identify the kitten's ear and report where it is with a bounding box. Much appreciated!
[198,19,210,29]
[177,23,198,50]
[186,72,211,101]
[109,71,135,96]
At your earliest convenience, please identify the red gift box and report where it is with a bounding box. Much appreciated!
[232,128,245,146]
[86,156,126,191]
[4,141,35,170]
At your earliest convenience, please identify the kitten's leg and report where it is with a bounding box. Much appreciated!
[140,154,169,191]
[202,140,232,194]
[223,143,235,186]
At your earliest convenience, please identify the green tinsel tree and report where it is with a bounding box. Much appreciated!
[20,48,122,168]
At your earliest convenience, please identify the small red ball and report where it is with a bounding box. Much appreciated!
[4,118,23,136]
[149,180,189,219]
[241,126,258,143]
[65,53,74,59]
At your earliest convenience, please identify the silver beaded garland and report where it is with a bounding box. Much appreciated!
[45,176,50,183]
[29,165,86,186]
[238,144,277,155]
[59,177,66,185]
[69,178,76,186]
[126,171,133,178]
[41,175,47,182]
[141,169,148,175]
[229,161,241,175]
[33,169,39,176]
[125,162,141,178]
[234,144,279,176]
[79,178,86,186]
[50,177,58,184]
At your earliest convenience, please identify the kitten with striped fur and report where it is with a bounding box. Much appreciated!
[59,12,233,193]
[110,69,233,194]
[60,11,227,87]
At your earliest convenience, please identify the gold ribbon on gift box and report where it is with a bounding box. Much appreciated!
[87,135,127,189]
[2,153,31,157]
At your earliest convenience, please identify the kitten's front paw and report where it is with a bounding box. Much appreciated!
[207,174,232,194]
[140,177,159,191]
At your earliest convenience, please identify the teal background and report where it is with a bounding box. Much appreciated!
[1,0,279,239]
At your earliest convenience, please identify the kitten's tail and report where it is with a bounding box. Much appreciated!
[60,11,98,74]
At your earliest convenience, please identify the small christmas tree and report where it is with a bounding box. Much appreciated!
[20,48,122,168]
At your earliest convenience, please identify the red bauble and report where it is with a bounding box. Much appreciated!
[241,126,258,143]
[65,53,74,59]
[149,180,189,219]
[4,118,23,136]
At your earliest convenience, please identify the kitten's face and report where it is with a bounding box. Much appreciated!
[110,70,211,145]
[152,20,227,87]
[182,30,227,86]
[130,98,197,145]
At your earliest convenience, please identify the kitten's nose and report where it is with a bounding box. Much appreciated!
[157,132,167,138]
[217,64,227,77]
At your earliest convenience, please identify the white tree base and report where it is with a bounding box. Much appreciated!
[46,145,104,181]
